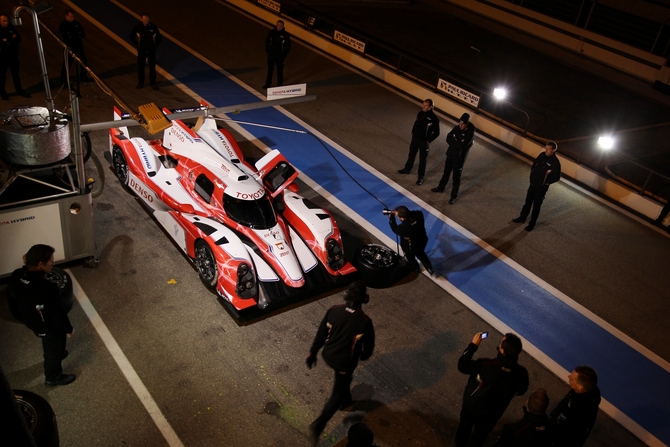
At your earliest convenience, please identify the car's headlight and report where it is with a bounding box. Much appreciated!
[325,238,345,270]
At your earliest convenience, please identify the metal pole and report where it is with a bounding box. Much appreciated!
[71,94,86,194]
[11,5,55,113]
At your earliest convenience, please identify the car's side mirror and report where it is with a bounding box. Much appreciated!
[177,203,195,214]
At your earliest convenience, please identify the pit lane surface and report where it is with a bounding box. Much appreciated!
[0,0,667,446]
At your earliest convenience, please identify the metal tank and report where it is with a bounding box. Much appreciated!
[0,107,70,166]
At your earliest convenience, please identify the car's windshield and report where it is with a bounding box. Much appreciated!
[223,193,277,229]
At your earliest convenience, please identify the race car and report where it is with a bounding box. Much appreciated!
[109,103,356,311]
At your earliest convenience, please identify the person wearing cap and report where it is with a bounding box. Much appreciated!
[306,281,375,446]
[398,98,440,186]
[512,142,561,231]
[431,113,475,204]
[455,332,529,447]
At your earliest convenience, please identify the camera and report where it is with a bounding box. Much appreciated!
[382,208,394,215]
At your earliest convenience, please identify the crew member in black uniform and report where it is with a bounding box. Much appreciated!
[0,13,30,100]
[389,205,433,275]
[455,332,529,447]
[7,245,76,387]
[492,388,554,447]
[431,113,475,204]
[550,365,601,447]
[306,281,375,446]
[130,13,162,89]
[512,141,561,231]
[398,99,440,185]
[263,20,291,89]
[60,9,92,87]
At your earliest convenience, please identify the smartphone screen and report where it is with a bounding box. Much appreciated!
[481,332,488,339]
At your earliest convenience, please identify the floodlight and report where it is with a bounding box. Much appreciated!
[598,136,615,150]
[493,88,507,100]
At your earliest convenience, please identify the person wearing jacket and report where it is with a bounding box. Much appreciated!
[389,205,433,275]
[431,113,475,204]
[512,141,562,231]
[263,20,291,89]
[7,245,76,387]
[0,13,30,100]
[129,13,162,89]
[455,332,529,447]
[492,388,555,447]
[306,281,374,446]
[550,366,601,447]
[59,9,92,86]
[398,99,440,185]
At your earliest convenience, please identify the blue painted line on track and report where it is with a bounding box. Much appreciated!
[74,0,670,443]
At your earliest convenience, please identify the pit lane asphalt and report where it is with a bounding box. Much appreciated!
[0,0,665,446]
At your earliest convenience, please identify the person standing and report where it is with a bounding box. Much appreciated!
[512,141,561,231]
[7,245,76,387]
[550,366,601,447]
[130,13,162,89]
[59,9,92,87]
[431,113,475,204]
[306,281,375,446]
[492,388,555,447]
[0,13,30,100]
[398,99,440,185]
[455,332,529,447]
[263,20,291,89]
[654,200,670,233]
[388,205,433,275]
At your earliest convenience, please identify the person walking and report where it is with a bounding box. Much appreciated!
[431,113,475,204]
[550,366,601,447]
[263,20,291,89]
[388,205,434,274]
[398,99,440,185]
[492,388,555,447]
[7,245,76,387]
[130,13,162,89]
[512,141,561,231]
[59,9,92,87]
[306,281,375,446]
[455,332,529,447]
[0,13,30,100]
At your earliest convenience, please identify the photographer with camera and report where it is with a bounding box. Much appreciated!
[387,206,434,275]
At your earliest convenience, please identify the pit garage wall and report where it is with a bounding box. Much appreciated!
[225,0,665,221]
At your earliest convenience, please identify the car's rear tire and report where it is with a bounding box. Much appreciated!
[14,389,59,447]
[44,267,74,314]
[353,244,400,288]
[194,240,218,289]
[112,146,130,188]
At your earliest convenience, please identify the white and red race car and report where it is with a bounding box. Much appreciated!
[109,104,357,312]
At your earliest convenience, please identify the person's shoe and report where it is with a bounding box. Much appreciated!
[431,187,444,193]
[136,83,144,89]
[416,178,424,185]
[426,267,435,276]
[525,224,535,232]
[17,90,31,98]
[61,350,69,360]
[308,422,320,446]
[449,197,457,204]
[512,216,526,223]
[45,374,76,387]
[0,92,8,100]
[397,168,410,174]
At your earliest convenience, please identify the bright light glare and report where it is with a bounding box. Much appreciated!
[598,136,615,150]
[493,88,507,100]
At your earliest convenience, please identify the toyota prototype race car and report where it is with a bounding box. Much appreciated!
[109,103,358,312]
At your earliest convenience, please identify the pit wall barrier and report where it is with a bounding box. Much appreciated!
[225,0,665,221]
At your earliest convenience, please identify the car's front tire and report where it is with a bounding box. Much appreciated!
[14,389,59,447]
[112,145,130,188]
[194,240,218,289]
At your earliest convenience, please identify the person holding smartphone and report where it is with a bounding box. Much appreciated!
[455,332,529,447]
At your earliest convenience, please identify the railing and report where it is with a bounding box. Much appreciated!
[251,0,670,205]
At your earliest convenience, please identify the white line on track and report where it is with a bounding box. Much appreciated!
[67,270,185,447]
[65,1,665,444]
